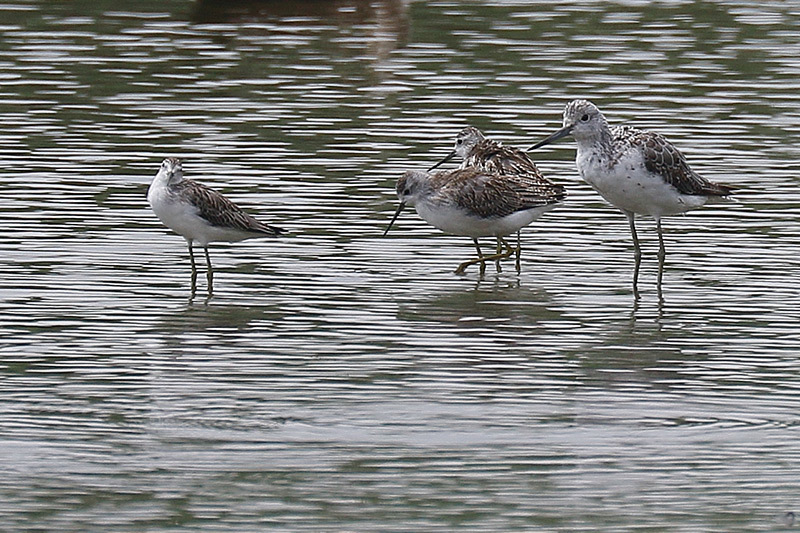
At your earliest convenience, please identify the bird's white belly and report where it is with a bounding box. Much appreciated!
[148,186,248,246]
[577,152,706,217]
[414,202,555,238]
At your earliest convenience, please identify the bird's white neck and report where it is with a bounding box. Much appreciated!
[574,126,615,160]
[153,169,183,189]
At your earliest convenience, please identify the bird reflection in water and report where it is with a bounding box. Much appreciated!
[192,0,410,64]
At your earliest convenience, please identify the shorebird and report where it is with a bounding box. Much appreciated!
[147,157,283,291]
[383,167,564,275]
[429,126,566,270]
[529,99,734,259]
[430,126,547,176]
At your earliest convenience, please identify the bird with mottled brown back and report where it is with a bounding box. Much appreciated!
[384,167,562,275]
[147,157,283,292]
[428,126,566,271]
[530,99,734,260]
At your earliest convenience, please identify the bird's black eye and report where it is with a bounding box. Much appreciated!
[456,139,463,145]
[580,114,589,122]
[403,188,411,195]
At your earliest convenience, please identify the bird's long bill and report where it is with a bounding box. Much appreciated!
[428,150,456,171]
[528,125,573,151]
[383,202,406,237]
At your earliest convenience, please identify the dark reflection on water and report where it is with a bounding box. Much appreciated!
[1,0,800,530]
[193,0,409,27]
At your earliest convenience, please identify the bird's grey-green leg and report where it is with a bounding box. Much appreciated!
[455,237,516,275]
[204,246,213,294]
[632,251,641,301]
[515,230,521,273]
[475,239,486,275]
[656,245,665,304]
[188,242,198,293]
[624,210,641,260]
[493,237,517,267]
[455,238,485,275]
[188,242,196,270]
[495,238,503,273]
[656,218,666,260]
[498,237,516,260]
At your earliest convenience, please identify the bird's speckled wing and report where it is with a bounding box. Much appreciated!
[173,179,283,235]
[613,126,734,197]
[432,168,565,219]
[464,139,543,176]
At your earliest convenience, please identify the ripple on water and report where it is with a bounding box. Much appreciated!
[1,0,800,531]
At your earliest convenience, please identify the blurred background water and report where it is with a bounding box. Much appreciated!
[1,0,799,530]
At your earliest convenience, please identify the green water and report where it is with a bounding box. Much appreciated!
[1,0,799,530]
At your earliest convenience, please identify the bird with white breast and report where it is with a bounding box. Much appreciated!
[384,167,563,275]
[147,157,283,292]
[428,126,566,271]
[530,99,734,260]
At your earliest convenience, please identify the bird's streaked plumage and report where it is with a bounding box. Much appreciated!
[432,126,555,178]
[147,157,283,291]
[384,167,562,274]
[530,99,734,259]
[427,126,566,271]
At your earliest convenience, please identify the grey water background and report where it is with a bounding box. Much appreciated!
[1,0,799,530]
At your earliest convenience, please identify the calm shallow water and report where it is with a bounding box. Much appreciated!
[1,0,800,530]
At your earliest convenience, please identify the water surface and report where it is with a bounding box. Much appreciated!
[1,0,799,530]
